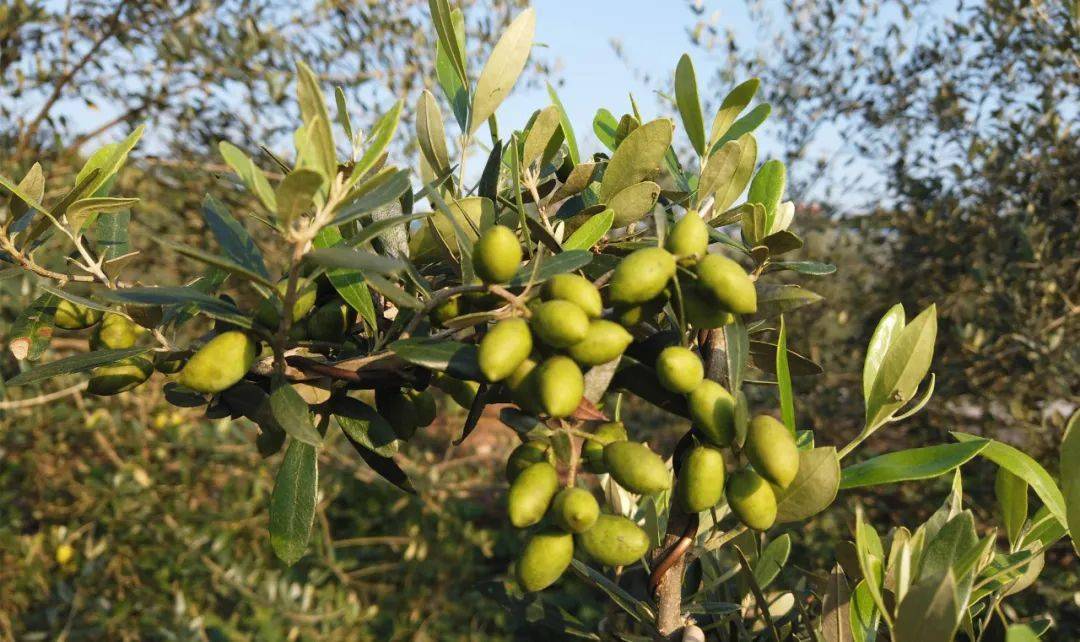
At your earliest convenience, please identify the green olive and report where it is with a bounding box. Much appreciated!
[694,254,756,315]
[744,415,799,489]
[566,320,634,366]
[516,529,573,592]
[478,318,533,382]
[581,421,628,474]
[507,462,559,528]
[91,313,137,350]
[550,487,600,533]
[687,379,735,447]
[608,247,677,305]
[675,445,726,513]
[178,331,258,393]
[543,274,603,318]
[473,224,523,284]
[665,211,709,262]
[726,469,777,531]
[87,356,154,396]
[576,514,650,567]
[655,346,704,394]
[531,300,590,348]
[54,300,103,330]
[603,441,671,494]
[536,356,584,418]
[506,441,554,482]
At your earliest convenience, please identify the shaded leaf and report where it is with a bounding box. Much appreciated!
[269,380,324,447]
[509,250,592,286]
[305,247,407,275]
[201,196,271,279]
[774,447,840,523]
[269,439,318,565]
[416,90,452,178]
[866,304,936,429]
[342,429,415,494]
[332,396,398,457]
[8,293,57,361]
[4,347,150,387]
[894,570,961,642]
[821,564,853,642]
[607,181,660,227]
[219,141,277,211]
[752,284,823,320]
[276,169,324,222]
[389,338,482,381]
[1062,410,1080,555]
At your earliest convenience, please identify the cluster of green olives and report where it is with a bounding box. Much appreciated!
[52,300,157,395]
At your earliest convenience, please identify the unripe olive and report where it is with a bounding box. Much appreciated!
[506,441,554,482]
[54,299,103,330]
[86,356,153,396]
[676,445,726,513]
[682,282,735,329]
[507,462,559,528]
[665,211,709,262]
[536,356,584,418]
[687,379,735,447]
[431,372,479,409]
[125,304,163,329]
[655,346,704,394]
[407,389,437,428]
[543,274,603,318]
[429,296,461,327]
[744,415,799,488]
[91,313,137,350]
[506,356,542,414]
[478,318,533,382]
[473,224,522,284]
[255,278,319,329]
[576,514,650,567]
[726,469,777,531]
[608,247,677,305]
[551,487,600,533]
[307,299,354,342]
[178,331,258,393]
[603,441,671,494]
[376,387,419,440]
[694,254,757,314]
[531,300,590,348]
[582,421,628,474]
[566,320,633,366]
[613,295,666,329]
[516,528,573,592]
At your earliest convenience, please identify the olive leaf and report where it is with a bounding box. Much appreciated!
[219,141,277,211]
[773,447,840,523]
[332,396,399,457]
[547,82,580,164]
[1062,410,1080,555]
[747,159,786,224]
[607,181,661,227]
[711,103,771,154]
[416,90,452,179]
[305,246,407,276]
[434,7,468,130]
[269,439,318,565]
[521,105,563,169]
[599,119,674,202]
[332,168,412,226]
[469,8,535,136]
[865,304,936,430]
[713,133,757,213]
[348,99,404,190]
[894,570,961,642]
[952,432,1067,530]
[709,78,759,151]
[592,108,619,151]
[863,303,905,402]
[820,564,852,642]
[752,533,791,589]
[295,61,337,180]
[4,347,150,387]
[995,467,1029,548]
[776,315,796,433]
[752,284,823,320]
[342,429,415,494]
[854,506,891,627]
[674,54,706,156]
[312,226,378,333]
[97,286,252,329]
[696,140,740,209]
[508,250,592,286]
[74,125,145,200]
[389,338,483,381]
[839,440,988,490]
[276,169,324,223]
[562,208,613,251]
[268,379,324,447]
[428,0,467,88]
[849,580,881,642]
[157,239,275,289]
[5,162,44,221]
[724,314,749,391]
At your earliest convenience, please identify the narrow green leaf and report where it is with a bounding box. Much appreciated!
[592,108,618,151]
[469,8,536,136]
[752,284,823,319]
[863,304,905,402]
[219,141,277,211]
[713,133,757,213]
[312,226,378,332]
[547,82,580,164]
[334,86,353,142]
[776,315,795,434]
[269,439,318,565]
[767,260,837,276]
[416,90,452,178]
[1062,410,1080,555]
[348,100,404,189]
[752,533,791,589]
[428,0,467,87]
[201,195,271,279]
[389,338,482,381]
[696,140,741,208]
[157,239,274,288]
[747,159,786,224]
[342,429,415,494]
[334,169,411,227]
[866,304,937,429]
[854,506,891,628]
[521,105,563,169]
[840,441,989,490]
[4,347,150,387]
[849,580,880,642]
[674,54,706,156]
[724,313,748,391]
[306,247,407,276]
[295,62,337,179]
[562,208,613,250]
[821,564,852,642]
[434,8,469,130]
[508,250,592,286]
[952,432,1067,529]
[5,162,44,221]
[65,197,138,227]
[96,286,251,329]
[570,560,653,624]
[995,467,1029,548]
[75,125,145,198]
[269,380,324,447]
[711,103,771,154]
[93,208,131,262]
[709,78,759,150]
[332,396,398,457]
[894,570,961,642]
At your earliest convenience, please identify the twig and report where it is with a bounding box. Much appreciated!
[0,381,89,410]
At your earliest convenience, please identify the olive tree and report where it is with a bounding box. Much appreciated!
[1,2,1076,639]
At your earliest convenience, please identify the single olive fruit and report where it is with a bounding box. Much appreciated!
[376,387,420,440]
[726,469,777,531]
[655,345,704,394]
[507,462,559,528]
[178,331,258,393]
[307,299,354,342]
[54,299,103,330]
[516,529,574,592]
[687,379,736,447]
[87,356,154,396]
[429,296,461,327]
[431,373,479,409]
[608,247,677,305]
[531,300,590,349]
[506,356,543,414]
[478,318,533,382]
[566,320,634,366]
[576,514,650,567]
[665,211,709,262]
[506,441,554,482]
[543,274,603,318]
[551,487,600,533]
[91,313,137,350]
[694,254,757,314]
[682,281,735,329]
[407,389,437,428]
[581,421,629,474]
[125,304,163,329]
[603,441,671,494]
[536,356,584,418]
[473,224,523,284]
[255,278,319,329]
[744,415,799,489]
[675,445,726,513]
